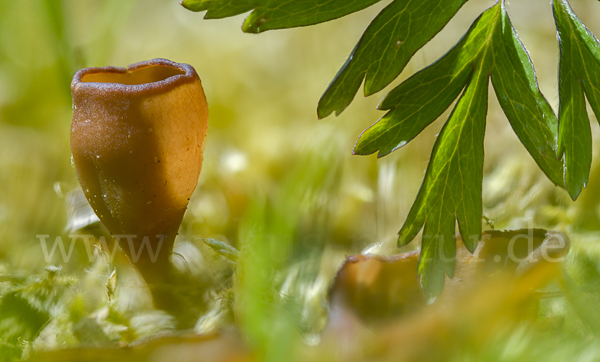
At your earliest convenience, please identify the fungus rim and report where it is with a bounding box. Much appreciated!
[71,58,199,96]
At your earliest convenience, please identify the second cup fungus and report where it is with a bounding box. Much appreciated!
[70,59,208,319]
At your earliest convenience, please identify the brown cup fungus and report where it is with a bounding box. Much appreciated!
[70,59,208,313]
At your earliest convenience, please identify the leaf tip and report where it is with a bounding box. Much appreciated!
[567,183,584,201]
[351,147,367,156]
[242,14,269,34]
[397,223,422,248]
[419,261,445,300]
[316,106,332,120]
[180,0,200,12]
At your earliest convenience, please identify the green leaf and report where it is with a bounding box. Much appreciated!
[180,0,254,19]
[180,0,382,32]
[416,71,488,298]
[356,2,564,297]
[318,0,468,119]
[397,6,498,298]
[553,0,600,200]
[490,13,563,187]
[352,27,475,157]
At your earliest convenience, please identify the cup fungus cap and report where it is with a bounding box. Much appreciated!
[70,58,208,282]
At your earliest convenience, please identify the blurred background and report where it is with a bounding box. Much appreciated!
[0,0,600,360]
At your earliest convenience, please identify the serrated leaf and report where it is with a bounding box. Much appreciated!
[396,4,498,298]
[243,0,382,33]
[355,2,564,297]
[352,25,476,157]
[180,0,254,19]
[353,7,497,158]
[409,69,488,299]
[318,0,468,119]
[553,0,600,200]
[490,13,564,187]
[181,0,382,32]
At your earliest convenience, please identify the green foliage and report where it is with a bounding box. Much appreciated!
[554,0,600,200]
[318,0,468,118]
[233,145,341,360]
[560,271,600,337]
[362,2,564,297]
[183,0,600,297]
[180,0,382,32]
[0,269,76,359]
